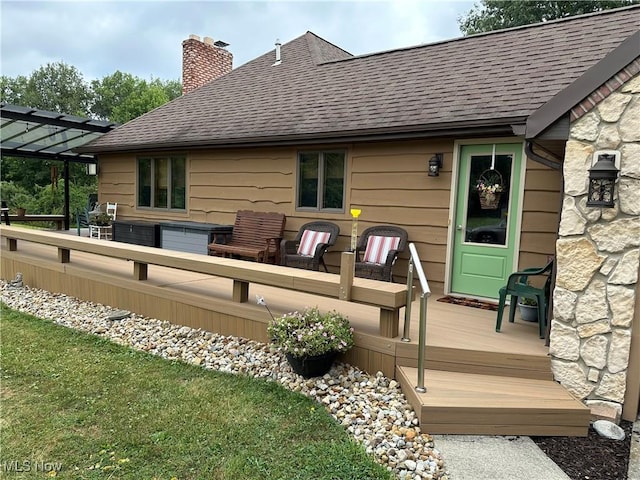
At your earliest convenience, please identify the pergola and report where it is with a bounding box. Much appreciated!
[0,103,117,229]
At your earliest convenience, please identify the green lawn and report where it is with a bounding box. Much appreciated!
[0,304,392,480]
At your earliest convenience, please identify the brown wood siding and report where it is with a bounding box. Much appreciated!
[97,154,135,218]
[349,140,454,290]
[189,149,293,225]
[98,141,456,290]
[188,148,356,244]
[97,141,562,293]
[518,158,562,270]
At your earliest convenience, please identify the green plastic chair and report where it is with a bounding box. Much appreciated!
[495,258,554,339]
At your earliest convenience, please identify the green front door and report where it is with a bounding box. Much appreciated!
[450,143,523,299]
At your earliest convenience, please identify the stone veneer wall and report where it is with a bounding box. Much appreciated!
[550,72,640,422]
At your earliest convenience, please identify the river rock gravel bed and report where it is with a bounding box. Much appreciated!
[1,282,447,480]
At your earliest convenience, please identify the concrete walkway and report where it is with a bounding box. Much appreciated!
[433,435,570,480]
[435,414,640,480]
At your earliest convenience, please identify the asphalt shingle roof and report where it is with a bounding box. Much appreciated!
[83,6,640,153]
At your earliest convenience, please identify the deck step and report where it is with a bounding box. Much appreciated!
[397,366,590,437]
[395,344,554,381]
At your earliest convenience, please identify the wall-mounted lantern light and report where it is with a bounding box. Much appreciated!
[86,163,98,176]
[428,153,443,177]
[587,153,619,208]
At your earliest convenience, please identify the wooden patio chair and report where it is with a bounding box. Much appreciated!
[207,210,286,263]
[495,258,554,339]
[354,225,408,282]
[280,221,340,272]
[89,202,117,240]
[105,202,117,221]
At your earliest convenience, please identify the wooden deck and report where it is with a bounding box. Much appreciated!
[0,229,590,436]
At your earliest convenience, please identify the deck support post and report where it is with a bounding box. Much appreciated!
[57,247,70,263]
[134,261,148,281]
[339,252,354,301]
[379,308,400,338]
[233,279,249,303]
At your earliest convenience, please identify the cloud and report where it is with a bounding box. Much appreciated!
[1,0,473,82]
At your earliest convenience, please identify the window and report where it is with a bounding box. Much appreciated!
[137,156,186,210]
[297,151,345,211]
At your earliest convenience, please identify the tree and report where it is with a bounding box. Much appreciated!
[1,157,60,188]
[1,64,181,201]
[1,61,94,197]
[90,71,138,121]
[91,73,181,124]
[23,62,91,116]
[458,0,640,35]
[0,74,29,105]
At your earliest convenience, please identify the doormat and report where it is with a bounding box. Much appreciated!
[437,295,500,311]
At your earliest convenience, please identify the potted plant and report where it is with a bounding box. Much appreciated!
[264,303,354,378]
[11,192,31,217]
[518,297,538,322]
[90,212,113,226]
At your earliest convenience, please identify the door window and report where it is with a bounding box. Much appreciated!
[464,154,513,246]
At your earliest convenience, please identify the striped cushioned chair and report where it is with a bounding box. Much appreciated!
[280,221,340,271]
[355,225,408,282]
[297,229,331,257]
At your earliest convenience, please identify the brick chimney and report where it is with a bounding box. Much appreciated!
[182,34,233,95]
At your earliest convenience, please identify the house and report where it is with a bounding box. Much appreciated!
[79,7,640,422]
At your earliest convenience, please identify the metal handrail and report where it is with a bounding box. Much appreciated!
[401,242,431,393]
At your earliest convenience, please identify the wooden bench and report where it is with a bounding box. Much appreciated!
[207,210,286,263]
[4,214,65,230]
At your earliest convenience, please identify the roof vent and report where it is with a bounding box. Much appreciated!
[273,39,281,66]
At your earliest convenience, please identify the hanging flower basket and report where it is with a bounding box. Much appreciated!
[479,191,502,209]
[476,169,504,210]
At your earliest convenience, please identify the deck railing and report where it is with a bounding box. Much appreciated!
[404,242,431,393]
[0,225,410,338]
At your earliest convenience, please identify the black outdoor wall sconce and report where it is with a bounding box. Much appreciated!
[587,153,619,208]
[428,153,443,177]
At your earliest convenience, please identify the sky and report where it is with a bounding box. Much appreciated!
[1,0,476,83]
